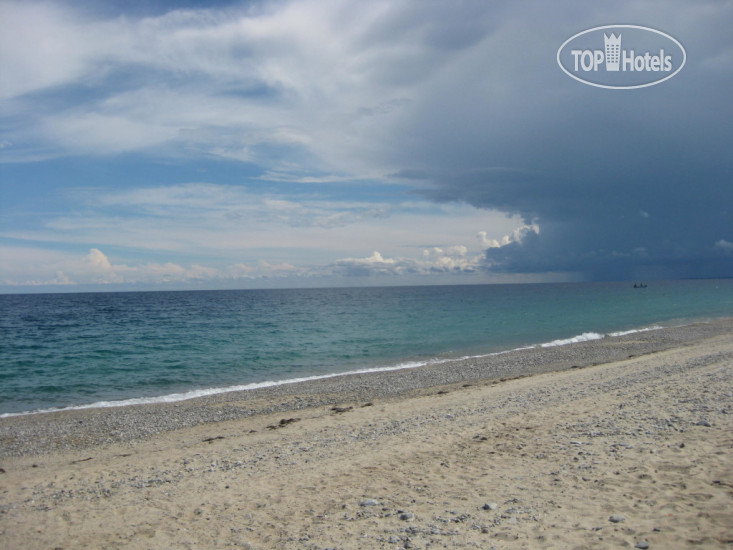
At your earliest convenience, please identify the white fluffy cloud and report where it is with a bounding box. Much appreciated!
[0,247,282,287]
[84,248,124,283]
[478,224,539,249]
[332,230,535,278]
[421,245,477,273]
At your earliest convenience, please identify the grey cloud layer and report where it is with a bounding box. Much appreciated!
[385,2,733,279]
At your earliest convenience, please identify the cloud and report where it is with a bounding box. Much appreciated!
[2,0,731,284]
[421,246,478,273]
[0,2,93,99]
[222,263,256,279]
[258,260,301,273]
[478,224,539,249]
[399,3,733,280]
[0,0,503,172]
[84,248,124,283]
[334,251,401,277]
[715,240,733,254]
[3,182,523,270]
[40,113,178,155]
[2,210,537,288]
[334,242,491,277]
[79,249,220,285]
[0,246,310,288]
[0,1,397,164]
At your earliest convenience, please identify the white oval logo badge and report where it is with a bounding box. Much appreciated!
[557,25,686,89]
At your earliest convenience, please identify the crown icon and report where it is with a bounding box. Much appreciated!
[604,33,621,71]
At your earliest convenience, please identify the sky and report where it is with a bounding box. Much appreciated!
[1,0,731,292]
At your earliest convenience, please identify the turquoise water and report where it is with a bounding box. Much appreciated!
[1,279,732,415]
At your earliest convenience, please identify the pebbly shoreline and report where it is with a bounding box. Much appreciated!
[1,317,731,457]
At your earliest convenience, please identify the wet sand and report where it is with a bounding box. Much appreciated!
[1,319,731,548]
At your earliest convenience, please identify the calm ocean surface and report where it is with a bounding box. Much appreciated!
[1,280,732,416]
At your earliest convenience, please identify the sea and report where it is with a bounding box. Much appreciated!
[1,279,732,417]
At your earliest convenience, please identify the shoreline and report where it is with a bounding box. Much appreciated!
[0,318,731,548]
[0,322,663,420]
[1,317,731,457]
[1,309,725,420]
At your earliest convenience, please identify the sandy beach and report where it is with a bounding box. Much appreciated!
[1,319,732,549]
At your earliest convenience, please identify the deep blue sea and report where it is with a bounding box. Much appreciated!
[1,280,732,416]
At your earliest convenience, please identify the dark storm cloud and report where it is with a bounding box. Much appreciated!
[394,1,733,280]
